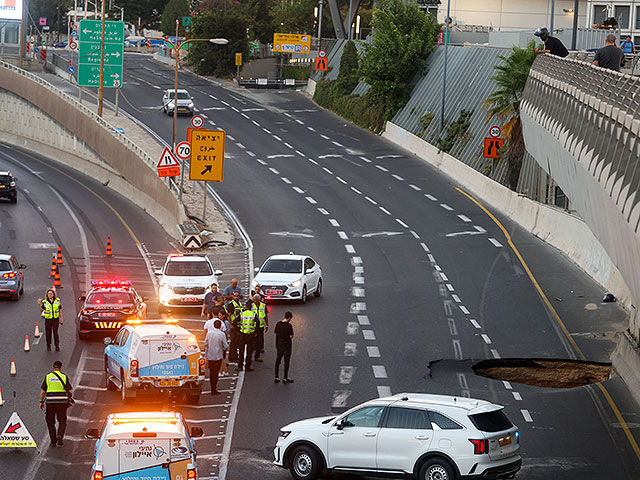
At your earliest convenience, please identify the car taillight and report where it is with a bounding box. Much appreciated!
[2,272,16,278]
[81,308,95,315]
[93,471,103,480]
[469,438,488,455]
[187,468,196,480]
[199,357,206,375]
[130,359,138,377]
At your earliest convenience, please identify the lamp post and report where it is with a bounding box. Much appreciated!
[439,0,451,133]
[163,32,228,200]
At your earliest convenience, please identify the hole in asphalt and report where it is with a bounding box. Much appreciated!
[472,358,612,389]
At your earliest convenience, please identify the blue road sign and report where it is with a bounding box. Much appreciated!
[68,66,75,73]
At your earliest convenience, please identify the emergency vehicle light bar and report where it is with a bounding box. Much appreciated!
[112,417,178,425]
[91,280,133,287]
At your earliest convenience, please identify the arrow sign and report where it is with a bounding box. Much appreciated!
[6,423,21,434]
[358,232,404,238]
[269,232,315,238]
[0,412,37,448]
[183,234,202,249]
[200,165,212,175]
[157,147,180,177]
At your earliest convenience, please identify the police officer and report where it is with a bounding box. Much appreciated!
[38,288,63,351]
[227,292,244,364]
[40,360,73,448]
[237,299,257,372]
[252,294,269,362]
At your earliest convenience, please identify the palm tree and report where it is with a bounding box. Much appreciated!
[484,40,537,189]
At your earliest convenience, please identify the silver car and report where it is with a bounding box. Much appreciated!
[162,89,194,116]
[0,254,26,301]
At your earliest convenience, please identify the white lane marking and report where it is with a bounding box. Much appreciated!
[410,230,420,239]
[208,120,217,126]
[336,176,348,184]
[354,266,364,273]
[503,381,512,389]
[357,315,370,325]
[323,167,334,175]
[267,154,294,159]
[469,319,481,329]
[351,186,362,195]
[295,150,305,157]
[337,231,349,240]
[351,287,365,297]
[395,218,409,228]
[209,94,217,99]
[521,409,533,422]
[354,275,364,284]
[284,142,294,149]
[367,346,381,358]
[489,238,504,247]
[47,227,52,234]
[344,343,357,356]
[252,120,260,126]
[372,365,387,378]
[256,159,267,165]
[440,204,454,211]
[453,339,463,359]
[241,113,249,119]
[346,322,359,335]
[345,244,356,254]
[200,114,208,119]
[427,254,435,263]
[492,349,502,359]
[359,156,372,163]
[379,206,392,215]
[332,390,352,407]
[375,165,389,172]
[365,196,377,205]
[319,154,344,159]
[227,135,236,141]
[458,214,472,222]
[305,196,317,204]
[262,128,272,134]
[246,151,256,157]
[281,177,292,184]
[459,305,470,314]
[425,194,438,201]
[329,219,340,227]
[320,134,330,140]
[307,126,316,131]
[318,208,330,215]
[409,184,422,191]
[350,302,366,313]
[293,187,304,194]
[376,154,403,159]
[273,135,282,141]
[339,366,357,384]
[377,386,392,397]
[269,167,280,175]
[440,272,449,281]
[361,330,375,341]
[308,158,319,165]
[221,100,229,106]
[451,294,461,303]
[513,392,523,401]
[295,119,304,125]
[332,141,344,147]
[474,225,487,233]
[392,174,404,181]
[284,113,292,117]
[481,334,492,344]
[446,284,454,292]
[420,243,430,252]
[231,106,239,112]
[29,243,58,249]
[37,205,42,211]
[448,318,458,336]
[351,257,363,265]
[242,108,264,112]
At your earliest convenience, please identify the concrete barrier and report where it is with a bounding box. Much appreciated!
[306,78,317,97]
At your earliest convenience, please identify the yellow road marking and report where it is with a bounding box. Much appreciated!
[456,186,640,462]
[8,146,141,245]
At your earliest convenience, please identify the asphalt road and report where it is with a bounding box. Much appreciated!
[1,52,639,480]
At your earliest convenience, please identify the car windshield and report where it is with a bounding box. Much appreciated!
[469,409,513,432]
[165,260,212,276]
[86,292,134,305]
[261,259,303,274]
[0,260,11,271]
[0,175,12,185]
[167,91,190,99]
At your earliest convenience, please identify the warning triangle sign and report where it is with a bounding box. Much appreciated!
[157,147,180,169]
[0,411,37,448]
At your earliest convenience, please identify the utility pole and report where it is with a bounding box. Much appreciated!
[571,0,579,50]
[57,0,61,43]
[174,19,182,199]
[439,0,452,133]
[318,0,323,51]
[97,0,106,117]
[347,0,353,40]
[549,0,555,35]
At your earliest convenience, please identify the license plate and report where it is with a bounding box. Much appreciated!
[158,380,180,387]
[266,289,282,295]
[499,436,512,446]
[182,297,198,302]
[99,312,117,317]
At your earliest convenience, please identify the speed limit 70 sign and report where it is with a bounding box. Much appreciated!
[175,141,191,160]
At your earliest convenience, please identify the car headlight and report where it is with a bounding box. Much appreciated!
[288,280,301,288]
[9,181,15,187]
[188,102,194,108]
[279,430,291,438]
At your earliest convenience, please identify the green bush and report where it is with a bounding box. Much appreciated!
[437,110,473,153]
[313,79,336,109]
[419,112,434,135]
[282,66,310,80]
[334,41,360,96]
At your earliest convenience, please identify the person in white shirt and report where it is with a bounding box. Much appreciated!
[204,320,228,395]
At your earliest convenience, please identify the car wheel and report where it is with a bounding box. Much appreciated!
[300,286,307,304]
[105,360,116,391]
[313,279,322,297]
[419,458,457,480]
[121,370,133,404]
[289,445,321,480]
[11,289,20,301]
[19,283,24,295]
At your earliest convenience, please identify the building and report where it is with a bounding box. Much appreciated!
[588,1,640,43]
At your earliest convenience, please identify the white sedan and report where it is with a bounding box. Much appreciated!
[252,253,322,303]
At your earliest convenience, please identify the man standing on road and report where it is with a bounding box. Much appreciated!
[252,294,269,362]
[534,27,569,57]
[274,312,294,384]
[40,360,72,447]
[227,292,244,364]
[201,283,223,319]
[594,34,625,72]
[223,278,243,304]
[204,320,228,395]
[38,288,63,351]
[252,283,265,302]
[237,299,257,372]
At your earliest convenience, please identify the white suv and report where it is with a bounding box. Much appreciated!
[274,393,521,480]
[252,253,322,303]
[155,254,222,312]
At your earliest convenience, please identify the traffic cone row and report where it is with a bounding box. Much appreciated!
[49,255,57,278]
[35,322,40,338]
[10,358,16,376]
[56,246,64,265]
[106,236,113,256]
[53,267,63,288]
[24,335,30,352]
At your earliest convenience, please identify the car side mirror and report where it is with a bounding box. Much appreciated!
[214,269,223,276]
[254,267,260,273]
[154,269,163,276]
[78,295,87,302]
[336,420,344,431]
[191,427,204,438]
[103,337,113,346]
[19,264,26,269]
[84,428,100,439]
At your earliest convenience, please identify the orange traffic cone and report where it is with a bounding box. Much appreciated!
[24,335,30,352]
[0,386,4,406]
[49,255,57,278]
[10,358,16,376]
[34,322,41,338]
[56,246,64,265]
[53,269,63,288]
[106,237,113,256]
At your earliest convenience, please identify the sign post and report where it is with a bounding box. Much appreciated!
[235,52,242,78]
[314,57,327,71]
[78,20,124,88]
[157,147,181,177]
[483,125,505,171]
[273,33,311,54]
[190,129,226,220]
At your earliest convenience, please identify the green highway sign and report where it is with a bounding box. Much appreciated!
[78,20,124,88]
[182,16,192,26]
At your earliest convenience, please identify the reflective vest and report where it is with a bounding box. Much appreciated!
[43,298,61,319]
[252,302,267,328]
[45,371,68,404]
[239,310,256,334]
[230,300,243,323]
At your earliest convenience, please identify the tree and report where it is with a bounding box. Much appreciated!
[271,0,316,34]
[333,40,359,95]
[110,0,169,29]
[29,0,73,33]
[161,0,190,36]
[484,40,537,189]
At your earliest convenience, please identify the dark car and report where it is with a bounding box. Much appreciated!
[53,41,68,48]
[76,280,148,340]
[0,254,26,301]
[0,171,17,203]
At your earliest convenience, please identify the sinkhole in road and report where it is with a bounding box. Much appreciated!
[473,358,612,389]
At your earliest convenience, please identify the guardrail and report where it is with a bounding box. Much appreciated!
[238,78,307,89]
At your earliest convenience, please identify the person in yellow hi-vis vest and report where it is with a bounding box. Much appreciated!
[40,360,73,448]
[252,294,269,362]
[37,288,64,351]
[237,299,257,372]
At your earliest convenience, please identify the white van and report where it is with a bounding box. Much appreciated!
[85,411,204,480]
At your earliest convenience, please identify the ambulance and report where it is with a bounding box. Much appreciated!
[85,411,204,480]
[104,322,206,404]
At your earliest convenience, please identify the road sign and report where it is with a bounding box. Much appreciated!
[191,115,204,128]
[235,52,242,66]
[68,66,75,73]
[175,141,191,160]
[189,129,226,182]
[314,57,328,71]
[489,125,502,138]
[318,50,326,58]
[69,40,77,50]
[483,137,505,159]
[0,412,37,448]
[183,234,202,249]
[273,33,311,54]
[39,18,46,26]
[157,147,180,177]
[182,16,192,26]
[78,20,124,88]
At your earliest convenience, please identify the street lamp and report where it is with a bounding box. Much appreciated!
[163,21,228,200]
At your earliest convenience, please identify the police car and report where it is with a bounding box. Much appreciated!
[104,322,206,404]
[0,171,17,203]
[76,280,148,340]
[252,253,322,303]
[85,411,204,480]
[155,254,223,312]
